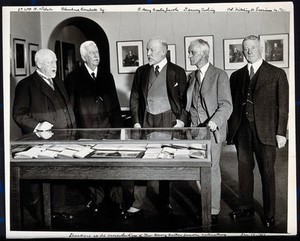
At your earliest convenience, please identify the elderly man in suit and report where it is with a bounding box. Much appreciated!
[127,36,188,218]
[227,35,288,228]
[186,39,233,225]
[13,48,76,222]
[65,40,123,216]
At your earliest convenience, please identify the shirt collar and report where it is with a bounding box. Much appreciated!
[199,62,210,76]
[248,58,263,73]
[85,63,98,77]
[153,58,168,72]
[36,69,51,80]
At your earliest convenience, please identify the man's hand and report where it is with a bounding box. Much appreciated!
[35,131,54,140]
[35,121,53,132]
[173,119,185,128]
[134,123,142,128]
[207,120,218,132]
[276,135,287,148]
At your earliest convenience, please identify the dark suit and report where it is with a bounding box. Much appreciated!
[129,61,187,210]
[13,71,76,134]
[65,65,123,208]
[227,60,288,217]
[65,65,122,128]
[12,70,76,223]
[130,62,188,126]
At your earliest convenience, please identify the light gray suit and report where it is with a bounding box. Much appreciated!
[186,63,232,214]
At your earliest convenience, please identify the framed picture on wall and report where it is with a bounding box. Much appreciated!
[167,44,176,64]
[117,40,143,74]
[28,43,39,74]
[223,38,247,70]
[184,35,214,72]
[13,38,27,76]
[259,33,289,68]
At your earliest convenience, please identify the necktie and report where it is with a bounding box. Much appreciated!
[91,72,96,80]
[45,77,54,90]
[249,65,254,80]
[154,65,160,77]
[195,69,202,91]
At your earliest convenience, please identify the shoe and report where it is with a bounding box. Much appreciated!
[86,200,101,214]
[229,208,254,220]
[264,216,275,228]
[211,214,219,225]
[52,212,74,220]
[160,204,173,217]
[123,209,143,220]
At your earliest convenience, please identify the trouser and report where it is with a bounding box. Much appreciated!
[22,181,68,223]
[88,181,124,208]
[235,117,276,217]
[127,109,176,209]
[210,139,222,215]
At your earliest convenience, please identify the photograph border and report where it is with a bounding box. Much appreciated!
[223,38,247,70]
[184,35,214,72]
[13,38,27,76]
[28,43,39,75]
[2,2,296,239]
[259,33,289,68]
[116,40,143,74]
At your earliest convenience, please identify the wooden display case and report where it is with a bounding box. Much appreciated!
[10,127,212,231]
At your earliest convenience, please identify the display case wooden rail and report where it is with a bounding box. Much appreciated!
[10,127,212,230]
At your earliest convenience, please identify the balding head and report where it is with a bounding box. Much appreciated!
[35,49,57,78]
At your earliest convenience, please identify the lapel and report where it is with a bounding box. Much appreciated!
[200,63,213,98]
[186,71,197,111]
[142,64,151,99]
[254,60,269,91]
[166,62,176,92]
[239,65,249,99]
[53,77,68,101]
[32,71,57,101]
[82,65,96,83]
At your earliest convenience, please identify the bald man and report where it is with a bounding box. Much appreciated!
[13,48,76,223]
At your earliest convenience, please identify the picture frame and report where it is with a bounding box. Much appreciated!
[259,33,289,68]
[28,43,39,74]
[167,44,176,64]
[223,38,247,70]
[117,40,143,74]
[13,38,27,76]
[184,35,214,72]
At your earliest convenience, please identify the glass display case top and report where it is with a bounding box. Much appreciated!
[12,127,210,143]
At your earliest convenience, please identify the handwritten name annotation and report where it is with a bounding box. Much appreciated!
[17,6,287,13]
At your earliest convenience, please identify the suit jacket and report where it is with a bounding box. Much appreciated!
[227,60,289,146]
[65,65,122,128]
[186,63,233,143]
[130,62,188,126]
[13,71,76,134]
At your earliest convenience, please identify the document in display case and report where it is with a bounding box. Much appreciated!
[10,127,212,230]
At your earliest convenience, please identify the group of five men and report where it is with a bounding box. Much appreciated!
[12,34,288,228]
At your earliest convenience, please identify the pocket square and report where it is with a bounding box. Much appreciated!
[174,82,178,87]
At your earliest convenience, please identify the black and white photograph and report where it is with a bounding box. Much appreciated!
[223,38,247,70]
[28,43,39,74]
[2,2,296,239]
[117,40,143,73]
[259,33,289,68]
[13,38,27,76]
